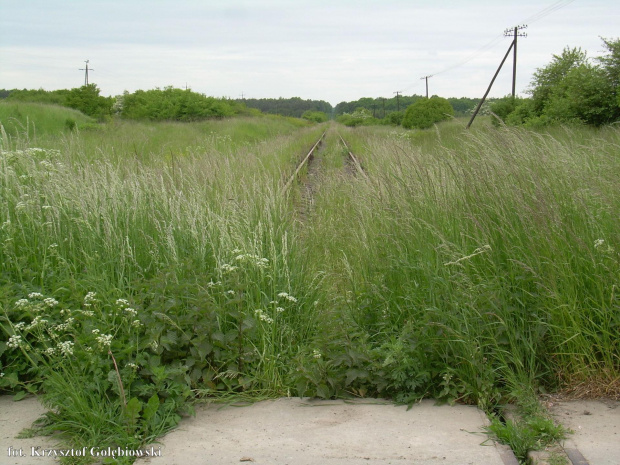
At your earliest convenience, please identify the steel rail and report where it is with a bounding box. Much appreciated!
[338,134,368,180]
[283,131,326,193]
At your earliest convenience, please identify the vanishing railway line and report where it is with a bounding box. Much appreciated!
[283,128,367,196]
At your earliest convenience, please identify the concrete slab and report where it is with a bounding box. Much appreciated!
[549,399,620,465]
[137,397,511,465]
[0,395,58,464]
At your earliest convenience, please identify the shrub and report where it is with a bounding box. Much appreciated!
[401,96,454,129]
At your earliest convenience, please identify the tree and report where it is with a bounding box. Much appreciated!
[401,97,454,129]
[543,63,617,126]
[529,47,587,114]
[65,84,113,119]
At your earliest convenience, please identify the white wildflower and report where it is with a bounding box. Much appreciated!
[91,329,100,334]
[45,347,58,356]
[254,309,273,324]
[26,316,47,330]
[43,297,59,307]
[7,335,22,348]
[312,349,322,359]
[220,263,237,273]
[95,333,113,348]
[14,322,26,330]
[127,362,139,370]
[226,290,235,295]
[84,292,98,307]
[124,307,137,317]
[57,341,74,356]
[53,318,74,332]
[116,299,130,308]
[28,292,44,299]
[131,319,142,328]
[276,307,285,313]
[594,239,605,248]
[277,292,289,298]
[15,299,29,308]
[80,310,95,317]
[150,340,159,351]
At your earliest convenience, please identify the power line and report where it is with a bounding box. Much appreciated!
[520,0,576,25]
[402,0,575,95]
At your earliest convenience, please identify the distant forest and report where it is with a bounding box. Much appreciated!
[334,95,480,118]
[236,97,333,118]
[237,95,480,119]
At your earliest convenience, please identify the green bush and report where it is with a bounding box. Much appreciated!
[401,96,454,129]
[118,87,238,121]
[301,110,328,123]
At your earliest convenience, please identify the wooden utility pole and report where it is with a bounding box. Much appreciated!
[420,75,432,98]
[79,60,93,86]
[394,91,402,111]
[466,40,515,129]
[504,25,527,97]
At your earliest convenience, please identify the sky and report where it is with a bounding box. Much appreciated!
[1,0,618,106]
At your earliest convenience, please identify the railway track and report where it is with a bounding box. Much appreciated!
[282,131,326,193]
[283,130,367,195]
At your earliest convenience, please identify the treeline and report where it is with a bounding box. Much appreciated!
[490,37,620,127]
[336,96,455,129]
[334,95,479,118]
[237,97,332,118]
[0,86,250,122]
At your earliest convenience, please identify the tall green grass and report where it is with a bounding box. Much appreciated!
[1,113,325,460]
[0,102,95,141]
[298,122,619,405]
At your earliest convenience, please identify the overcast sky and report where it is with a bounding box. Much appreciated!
[1,0,618,106]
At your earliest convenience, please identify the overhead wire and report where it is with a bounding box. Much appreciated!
[400,0,577,94]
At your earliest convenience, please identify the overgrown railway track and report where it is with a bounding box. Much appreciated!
[283,129,367,195]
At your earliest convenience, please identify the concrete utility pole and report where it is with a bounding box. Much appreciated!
[79,60,93,86]
[504,25,527,97]
[394,91,402,112]
[420,75,432,98]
